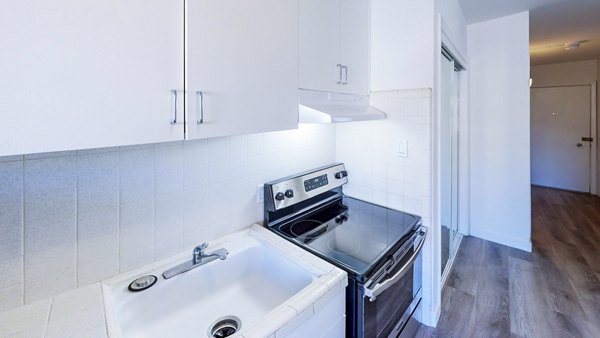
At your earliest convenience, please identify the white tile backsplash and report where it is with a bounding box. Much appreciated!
[0,161,23,261]
[336,89,433,224]
[0,124,336,312]
[77,253,119,287]
[24,156,77,303]
[76,150,120,237]
[77,150,120,286]
[24,156,77,222]
[0,284,23,312]
[2,109,429,312]
[119,146,155,272]
[24,267,76,304]
[154,142,184,260]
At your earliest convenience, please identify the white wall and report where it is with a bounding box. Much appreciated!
[435,0,468,58]
[468,12,532,251]
[532,60,597,86]
[370,0,435,90]
[0,125,336,312]
[370,0,468,93]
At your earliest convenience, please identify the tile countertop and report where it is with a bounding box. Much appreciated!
[0,224,347,338]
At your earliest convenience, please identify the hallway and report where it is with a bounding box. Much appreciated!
[416,186,600,337]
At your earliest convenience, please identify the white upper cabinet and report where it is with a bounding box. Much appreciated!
[0,0,299,156]
[299,0,341,93]
[299,0,370,95]
[0,1,185,156]
[340,0,370,95]
[185,0,299,140]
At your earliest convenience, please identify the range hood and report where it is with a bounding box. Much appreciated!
[298,89,386,123]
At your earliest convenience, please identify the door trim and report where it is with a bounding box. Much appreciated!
[592,82,597,195]
[531,83,597,195]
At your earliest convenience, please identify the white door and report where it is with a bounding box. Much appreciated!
[0,0,184,156]
[298,0,341,93]
[531,86,592,192]
[340,0,369,95]
[186,0,299,140]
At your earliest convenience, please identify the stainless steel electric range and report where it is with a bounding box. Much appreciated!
[263,163,427,338]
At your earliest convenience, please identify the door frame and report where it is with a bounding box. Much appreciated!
[425,14,469,327]
[530,82,597,195]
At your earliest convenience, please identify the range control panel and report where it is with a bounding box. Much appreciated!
[304,174,329,192]
[264,163,348,211]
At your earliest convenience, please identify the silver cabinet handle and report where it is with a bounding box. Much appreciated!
[170,89,178,125]
[337,64,343,84]
[364,227,427,301]
[342,65,348,85]
[196,91,204,125]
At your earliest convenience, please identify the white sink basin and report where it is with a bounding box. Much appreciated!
[103,230,318,338]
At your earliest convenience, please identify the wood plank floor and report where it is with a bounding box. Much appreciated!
[414,186,600,338]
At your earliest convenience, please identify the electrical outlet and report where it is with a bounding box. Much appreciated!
[257,184,264,204]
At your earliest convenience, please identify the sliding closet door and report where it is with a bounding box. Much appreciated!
[441,51,461,276]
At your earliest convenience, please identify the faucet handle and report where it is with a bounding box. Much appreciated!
[194,242,208,255]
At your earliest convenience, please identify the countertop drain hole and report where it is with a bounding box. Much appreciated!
[128,275,157,292]
[209,316,241,338]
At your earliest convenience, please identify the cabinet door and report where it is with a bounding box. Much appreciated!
[186,0,298,140]
[298,0,341,93]
[340,0,370,95]
[0,1,184,156]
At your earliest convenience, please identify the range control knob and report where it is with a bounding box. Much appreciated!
[285,189,294,198]
[275,192,285,201]
[335,171,348,179]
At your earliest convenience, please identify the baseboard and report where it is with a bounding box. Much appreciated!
[532,184,590,195]
[414,300,441,328]
[469,227,531,252]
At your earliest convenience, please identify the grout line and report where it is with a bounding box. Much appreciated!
[117,148,122,274]
[21,159,25,307]
[152,145,156,262]
[75,153,79,288]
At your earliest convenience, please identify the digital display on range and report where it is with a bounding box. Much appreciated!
[304,174,329,192]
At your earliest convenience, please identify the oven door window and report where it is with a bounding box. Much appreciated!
[363,247,422,338]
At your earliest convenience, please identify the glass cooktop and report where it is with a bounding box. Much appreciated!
[273,196,421,277]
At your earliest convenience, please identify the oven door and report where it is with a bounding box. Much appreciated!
[359,227,426,338]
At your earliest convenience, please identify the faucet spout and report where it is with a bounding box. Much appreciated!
[197,248,228,262]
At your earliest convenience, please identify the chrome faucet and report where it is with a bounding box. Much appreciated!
[162,242,229,279]
[193,243,228,264]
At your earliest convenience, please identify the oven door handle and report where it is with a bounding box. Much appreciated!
[364,227,427,302]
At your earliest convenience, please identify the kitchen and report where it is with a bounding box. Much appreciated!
[0,0,534,337]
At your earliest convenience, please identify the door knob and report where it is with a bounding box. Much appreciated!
[577,143,583,148]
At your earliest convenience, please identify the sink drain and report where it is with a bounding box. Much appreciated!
[208,316,241,338]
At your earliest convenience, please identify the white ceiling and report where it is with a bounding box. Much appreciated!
[458,0,600,65]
